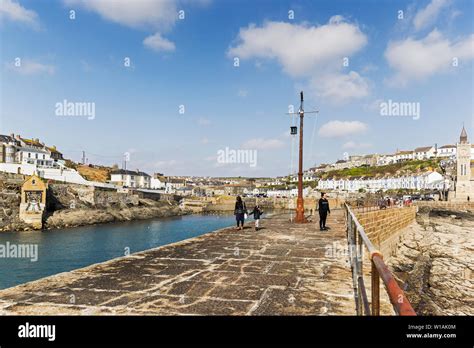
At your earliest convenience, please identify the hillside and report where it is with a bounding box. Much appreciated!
[76,165,112,183]
[319,159,442,179]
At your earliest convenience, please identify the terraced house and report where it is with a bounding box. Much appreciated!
[0,133,64,168]
[317,171,444,193]
[110,169,151,189]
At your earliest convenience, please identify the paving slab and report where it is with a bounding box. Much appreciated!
[0,210,357,315]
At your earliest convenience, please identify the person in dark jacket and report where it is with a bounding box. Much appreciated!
[249,205,264,231]
[318,192,330,231]
[234,196,247,230]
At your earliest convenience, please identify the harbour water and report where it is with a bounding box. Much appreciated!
[0,214,236,290]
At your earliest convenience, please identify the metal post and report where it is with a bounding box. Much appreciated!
[371,260,380,315]
[295,92,306,223]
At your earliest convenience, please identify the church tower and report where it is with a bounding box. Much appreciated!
[454,125,472,201]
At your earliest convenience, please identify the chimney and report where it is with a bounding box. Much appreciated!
[10,133,14,138]
[16,134,21,140]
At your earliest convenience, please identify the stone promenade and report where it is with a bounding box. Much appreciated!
[0,210,357,315]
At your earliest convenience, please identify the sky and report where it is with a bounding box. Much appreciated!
[0,0,473,177]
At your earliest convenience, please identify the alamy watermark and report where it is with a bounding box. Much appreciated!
[217,147,257,167]
[55,99,95,120]
[0,242,38,262]
[325,241,362,260]
[380,99,420,120]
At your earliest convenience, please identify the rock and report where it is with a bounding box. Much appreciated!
[389,209,474,315]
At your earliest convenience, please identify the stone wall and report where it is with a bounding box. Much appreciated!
[355,206,417,259]
[0,174,30,231]
[414,201,474,212]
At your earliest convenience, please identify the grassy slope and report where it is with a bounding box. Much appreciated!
[319,159,442,179]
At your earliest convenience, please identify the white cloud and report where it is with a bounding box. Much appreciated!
[228,20,367,77]
[413,0,450,31]
[0,0,38,27]
[143,32,175,52]
[241,138,285,150]
[63,0,178,30]
[310,71,370,104]
[385,29,474,86]
[342,141,372,150]
[64,0,180,53]
[6,59,55,75]
[318,120,368,138]
[227,18,369,104]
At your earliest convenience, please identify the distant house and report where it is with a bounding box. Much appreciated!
[438,145,456,158]
[46,145,64,162]
[0,134,65,168]
[394,150,414,163]
[413,146,436,160]
[110,169,151,188]
[165,178,186,193]
[150,173,166,189]
[0,134,20,163]
[175,186,194,196]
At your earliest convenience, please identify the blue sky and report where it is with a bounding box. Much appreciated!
[0,0,473,177]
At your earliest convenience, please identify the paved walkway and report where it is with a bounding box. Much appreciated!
[0,210,357,315]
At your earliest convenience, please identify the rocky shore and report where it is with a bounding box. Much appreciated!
[389,206,474,315]
[0,174,186,232]
[44,201,185,230]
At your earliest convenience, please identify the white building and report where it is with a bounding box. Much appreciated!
[437,145,456,158]
[0,135,20,163]
[110,169,151,188]
[394,150,414,163]
[150,173,166,189]
[377,154,396,166]
[317,171,443,193]
[413,146,436,160]
[0,134,65,169]
[164,178,186,194]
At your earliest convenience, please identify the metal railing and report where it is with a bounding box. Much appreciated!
[344,203,416,316]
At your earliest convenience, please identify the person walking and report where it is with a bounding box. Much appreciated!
[249,204,264,231]
[234,196,247,230]
[318,192,330,231]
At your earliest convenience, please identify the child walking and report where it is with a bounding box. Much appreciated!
[249,205,264,231]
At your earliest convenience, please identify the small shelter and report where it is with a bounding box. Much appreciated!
[19,173,47,229]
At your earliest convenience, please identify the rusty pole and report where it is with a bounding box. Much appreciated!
[371,260,380,315]
[295,91,306,223]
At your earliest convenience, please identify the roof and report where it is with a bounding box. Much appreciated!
[0,134,19,144]
[20,137,43,147]
[168,178,185,184]
[439,144,455,149]
[335,160,347,164]
[414,146,433,152]
[396,150,413,155]
[46,146,62,154]
[460,125,468,142]
[111,169,150,177]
